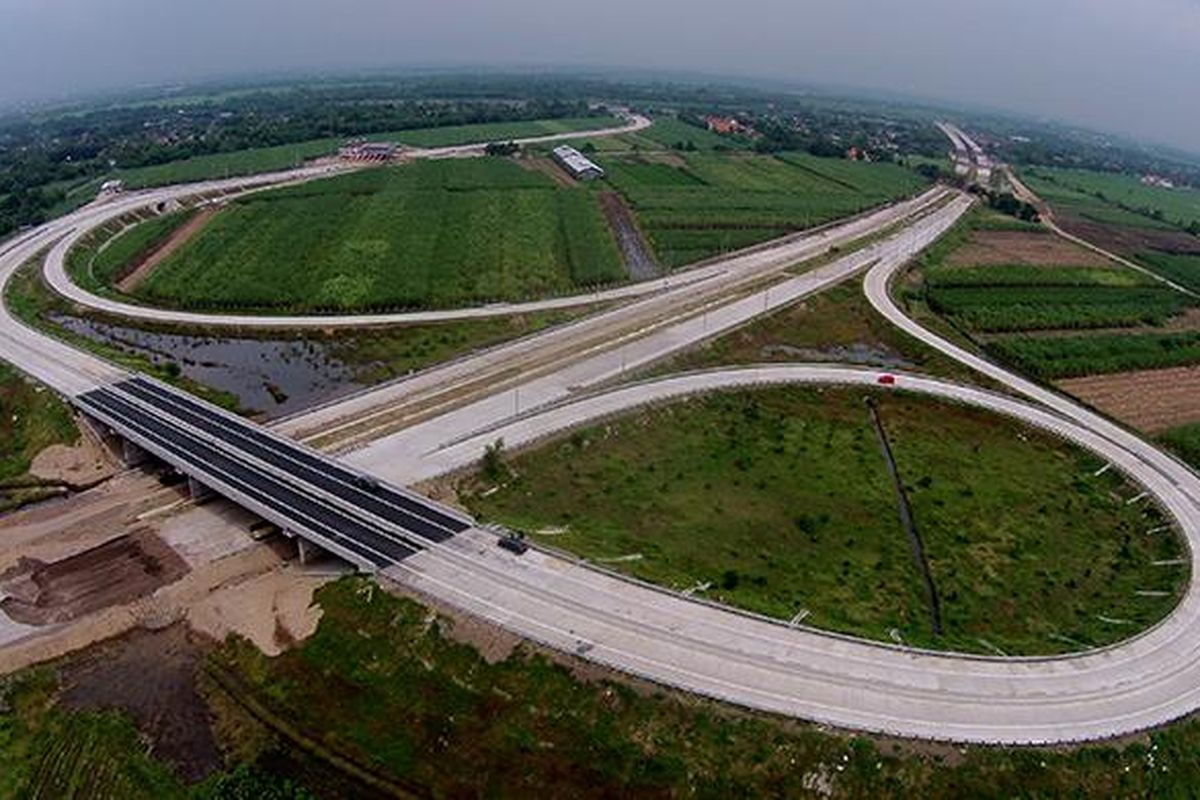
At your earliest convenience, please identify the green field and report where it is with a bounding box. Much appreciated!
[134,158,624,311]
[1136,250,1200,293]
[468,386,1180,654]
[1023,167,1200,231]
[0,362,78,500]
[989,330,1200,378]
[926,282,1193,332]
[114,140,340,189]
[380,115,621,147]
[606,151,927,267]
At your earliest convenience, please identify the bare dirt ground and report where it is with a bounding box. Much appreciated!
[28,417,116,490]
[187,564,335,657]
[116,205,219,292]
[1059,366,1200,433]
[519,156,577,187]
[59,623,222,781]
[599,191,659,280]
[945,230,1112,267]
[1058,217,1200,258]
[0,529,190,625]
[0,465,324,676]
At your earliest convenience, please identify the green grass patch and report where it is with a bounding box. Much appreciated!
[136,158,625,312]
[467,386,1180,654]
[989,330,1200,378]
[663,281,978,383]
[1136,250,1200,294]
[0,362,78,483]
[204,576,1200,797]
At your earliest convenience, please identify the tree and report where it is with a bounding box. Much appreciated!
[480,438,510,483]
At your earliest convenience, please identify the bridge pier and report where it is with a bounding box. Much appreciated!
[186,475,214,502]
[121,438,150,468]
[296,536,323,566]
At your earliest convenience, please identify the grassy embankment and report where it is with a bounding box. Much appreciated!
[205,578,1200,797]
[468,385,1181,655]
[4,255,241,412]
[662,280,979,383]
[604,151,928,267]
[133,158,624,312]
[0,362,80,511]
[8,578,1200,797]
[66,209,196,296]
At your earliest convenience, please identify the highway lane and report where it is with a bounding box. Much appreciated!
[341,194,973,470]
[78,376,472,569]
[275,190,957,446]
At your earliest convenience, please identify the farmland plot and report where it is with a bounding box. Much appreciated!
[606,151,927,267]
[135,158,625,311]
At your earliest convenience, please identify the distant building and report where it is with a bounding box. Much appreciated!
[704,115,754,136]
[339,140,398,162]
[552,145,605,180]
[1141,174,1176,189]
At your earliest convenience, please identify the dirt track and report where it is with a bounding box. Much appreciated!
[116,206,218,292]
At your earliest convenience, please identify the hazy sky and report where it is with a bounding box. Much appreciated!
[2,0,1198,152]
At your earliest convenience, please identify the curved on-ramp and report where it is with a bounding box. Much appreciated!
[378,364,1200,745]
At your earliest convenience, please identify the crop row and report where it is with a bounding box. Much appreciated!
[606,151,926,267]
[988,331,1200,378]
[927,286,1194,332]
[924,264,1153,289]
[1136,251,1200,294]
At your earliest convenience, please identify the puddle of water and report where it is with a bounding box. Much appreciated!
[53,315,367,417]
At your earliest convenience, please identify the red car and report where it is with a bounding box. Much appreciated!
[877,374,897,386]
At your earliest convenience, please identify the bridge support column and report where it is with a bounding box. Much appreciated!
[121,439,149,468]
[187,475,213,501]
[296,537,322,566]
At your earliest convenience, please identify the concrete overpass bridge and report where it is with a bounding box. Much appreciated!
[75,373,471,570]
